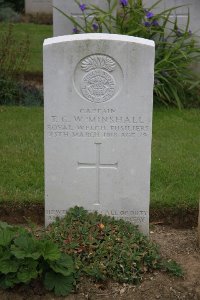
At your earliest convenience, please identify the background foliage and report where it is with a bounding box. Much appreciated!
[0,0,24,13]
[59,0,200,108]
[0,24,43,105]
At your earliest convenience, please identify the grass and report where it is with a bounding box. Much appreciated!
[0,106,44,203]
[0,23,52,73]
[151,108,200,209]
[0,106,200,209]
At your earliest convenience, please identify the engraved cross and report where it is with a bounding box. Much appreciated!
[77,143,118,205]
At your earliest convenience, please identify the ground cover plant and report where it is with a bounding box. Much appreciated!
[57,0,200,108]
[45,206,183,284]
[0,106,199,210]
[0,221,75,296]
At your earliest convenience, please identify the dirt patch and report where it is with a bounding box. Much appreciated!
[21,14,53,25]
[0,224,199,300]
[0,203,198,228]
[0,203,44,225]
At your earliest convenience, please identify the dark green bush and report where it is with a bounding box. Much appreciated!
[0,6,20,22]
[19,83,44,106]
[0,221,75,297]
[46,207,183,284]
[58,0,200,108]
[0,0,24,13]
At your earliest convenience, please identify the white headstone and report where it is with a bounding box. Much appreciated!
[25,0,52,14]
[44,33,155,235]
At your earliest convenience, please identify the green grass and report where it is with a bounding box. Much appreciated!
[0,23,52,73]
[0,106,44,203]
[151,108,200,209]
[0,106,200,209]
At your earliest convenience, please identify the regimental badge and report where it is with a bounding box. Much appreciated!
[74,54,123,104]
[80,55,116,103]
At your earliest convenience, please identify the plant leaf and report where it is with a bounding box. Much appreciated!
[11,234,41,260]
[0,228,16,246]
[41,240,61,261]
[49,253,74,276]
[0,273,20,289]
[0,258,19,274]
[17,259,38,283]
[44,271,74,296]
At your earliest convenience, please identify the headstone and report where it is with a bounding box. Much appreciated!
[44,33,155,235]
[25,0,52,14]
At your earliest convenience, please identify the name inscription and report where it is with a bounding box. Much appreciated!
[47,108,150,139]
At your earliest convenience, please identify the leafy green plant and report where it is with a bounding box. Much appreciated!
[46,207,183,284]
[0,221,75,296]
[56,0,200,108]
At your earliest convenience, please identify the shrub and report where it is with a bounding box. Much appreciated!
[57,0,200,108]
[18,82,44,106]
[0,221,75,297]
[0,7,21,22]
[46,207,183,284]
[0,0,24,13]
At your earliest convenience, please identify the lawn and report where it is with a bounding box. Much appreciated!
[0,106,200,209]
[0,23,52,73]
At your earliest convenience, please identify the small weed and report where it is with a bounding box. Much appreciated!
[162,260,184,277]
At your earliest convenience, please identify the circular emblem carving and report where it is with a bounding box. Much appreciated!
[74,54,123,103]
[81,69,115,103]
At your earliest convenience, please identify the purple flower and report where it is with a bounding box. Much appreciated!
[92,23,99,31]
[120,0,128,7]
[79,3,86,12]
[146,11,154,19]
[188,29,192,36]
[73,27,79,34]
[152,20,159,26]
[144,21,151,27]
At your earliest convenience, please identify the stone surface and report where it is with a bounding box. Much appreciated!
[25,0,52,14]
[44,33,155,235]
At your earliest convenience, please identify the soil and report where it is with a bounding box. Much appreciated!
[0,209,199,300]
[0,203,198,228]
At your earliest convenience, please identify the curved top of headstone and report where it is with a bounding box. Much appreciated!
[44,33,155,47]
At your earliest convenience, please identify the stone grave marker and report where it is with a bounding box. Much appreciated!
[44,33,155,235]
[25,0,52,14]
